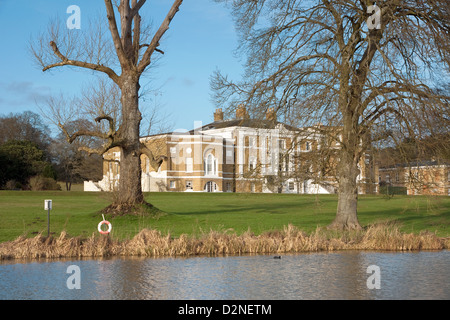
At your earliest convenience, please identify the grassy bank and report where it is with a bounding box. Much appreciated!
[1,191,449,243]
[1,223,449,260]
[1,191,449,260]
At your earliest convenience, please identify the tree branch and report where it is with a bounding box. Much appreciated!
[104,0,129,68]
[132,0,141,64]
[131,0,146,17]
[140,142,167,171]
[78,144,115,156]
[59,123,107,144]
[137,0,183,74]
[139,43,164,54]
[44,41,121,85]
[94,114,116,136]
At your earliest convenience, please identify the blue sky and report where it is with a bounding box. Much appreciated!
[0,0,243,133]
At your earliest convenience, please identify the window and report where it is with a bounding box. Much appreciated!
[386,174,390,183]
[186,180,193,190]
[205,181,217,192]
[108,162,118,175]
[226,182,232,192]
[207,154,213,174]
[278,153,289,172]
[251,183,255,193]
[186,157,193,173]
[249,157,257,172]
[170,181,176,189]
[305,141,310,151]
[289,182,295,191]
[205,153,217,176]
[278,139,285,150]
[249,136,255,147]
[226,148,234,165]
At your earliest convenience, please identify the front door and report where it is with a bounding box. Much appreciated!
[205,181,216,192]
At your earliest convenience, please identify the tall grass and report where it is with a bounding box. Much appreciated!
[1,223,448,261]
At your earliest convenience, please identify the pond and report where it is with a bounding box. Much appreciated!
[0,250,449,300]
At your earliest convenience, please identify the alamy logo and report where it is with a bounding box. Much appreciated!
[66,265,81,289]
[367,5,381,30]
[366,265,381,289]
[66,5,81,30]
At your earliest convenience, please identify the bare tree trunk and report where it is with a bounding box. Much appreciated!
[115,73,144,207]
[211,0,449,230]
[329,113,362,230]
[330,151,361,230]
[33,0,184,214]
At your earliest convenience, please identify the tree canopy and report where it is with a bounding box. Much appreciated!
[211,0,450,229]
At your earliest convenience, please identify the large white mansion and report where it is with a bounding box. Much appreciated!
[84,107,377,194]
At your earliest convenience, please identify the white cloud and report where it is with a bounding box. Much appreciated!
[0,81,52,108]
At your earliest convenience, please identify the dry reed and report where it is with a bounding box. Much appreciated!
[0,223,448,261]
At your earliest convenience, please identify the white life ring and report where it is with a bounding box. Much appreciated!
[98,220,112,235]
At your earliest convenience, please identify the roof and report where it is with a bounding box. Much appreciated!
[190,119,300,133]
[379,159,450,169]
[141,118,332,139]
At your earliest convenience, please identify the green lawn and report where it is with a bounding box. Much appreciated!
[0,191,449,242]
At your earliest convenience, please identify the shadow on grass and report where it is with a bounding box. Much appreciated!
[147,192,339,216]
[358,204,450,236]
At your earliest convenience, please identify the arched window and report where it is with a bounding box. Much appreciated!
[204,181,218,192]
[204,153,217,176]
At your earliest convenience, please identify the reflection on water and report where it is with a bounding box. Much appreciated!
[0,251,449,300]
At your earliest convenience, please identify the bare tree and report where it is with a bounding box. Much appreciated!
[31,0,183,212]
[48,118,104,191]
[0,111,52,153]
[211,0,450,229]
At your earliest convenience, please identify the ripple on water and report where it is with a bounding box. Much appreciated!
[0,251,449,300]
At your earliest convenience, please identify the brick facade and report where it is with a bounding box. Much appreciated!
[87,107,378,194]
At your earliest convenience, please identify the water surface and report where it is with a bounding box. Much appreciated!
[0,250,448,300]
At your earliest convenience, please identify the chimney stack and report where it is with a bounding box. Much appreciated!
[236,105,248,119]
[214,108,224,122]
[266,108,277,122]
